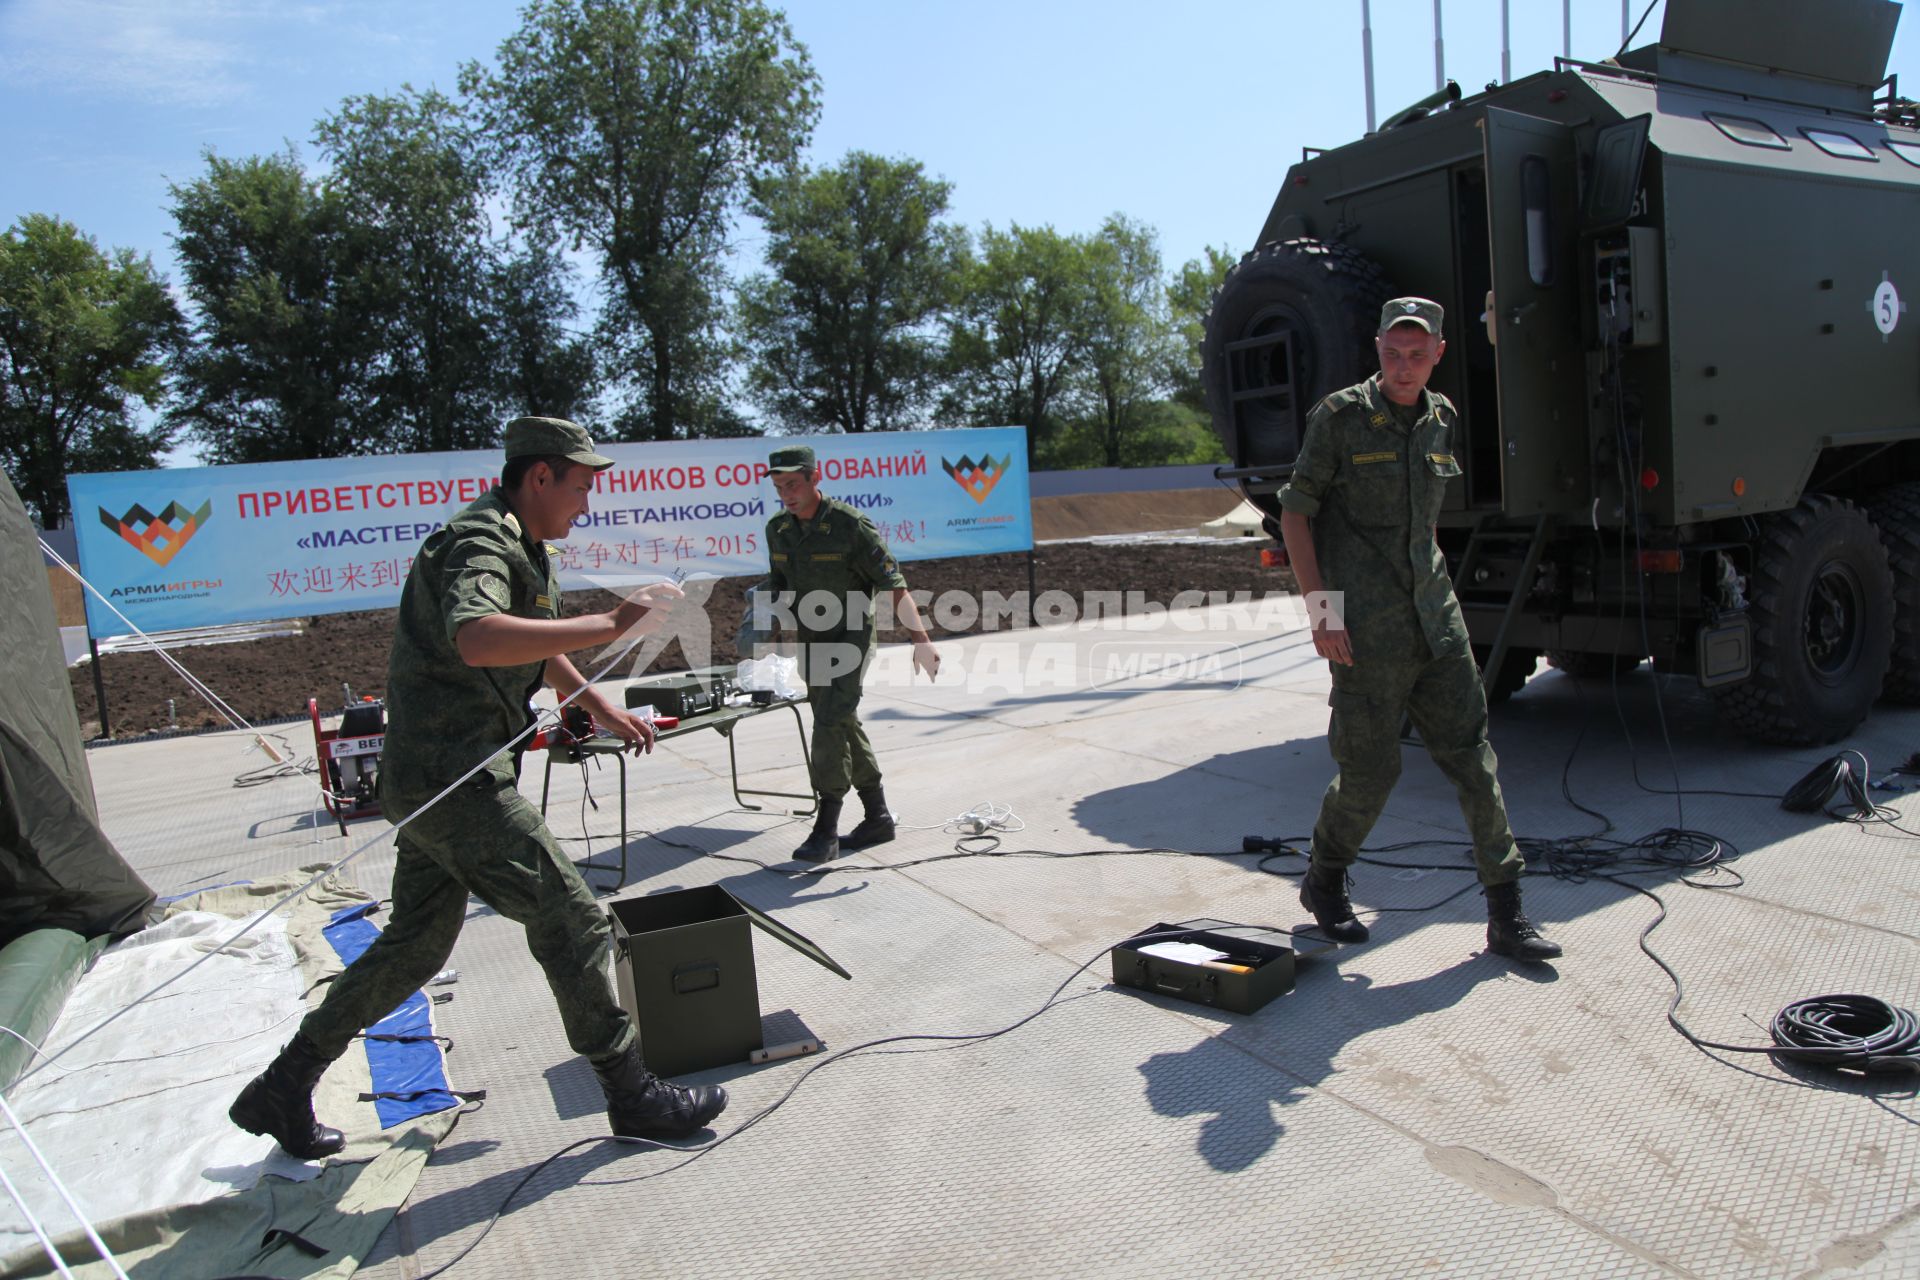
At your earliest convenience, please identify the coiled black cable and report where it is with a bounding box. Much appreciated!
[1770,995,1920,1074]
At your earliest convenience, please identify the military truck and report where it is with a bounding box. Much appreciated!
[1203,0,1920,745]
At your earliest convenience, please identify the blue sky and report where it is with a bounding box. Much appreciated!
[3,0,1916,457]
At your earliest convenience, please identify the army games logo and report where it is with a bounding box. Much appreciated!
[99,499,213,568]
[941,453,1013,505]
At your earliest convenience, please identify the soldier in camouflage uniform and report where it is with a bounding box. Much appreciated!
[1277,299,1561,962]
[231,417,727,1161]
[755,445,940,863]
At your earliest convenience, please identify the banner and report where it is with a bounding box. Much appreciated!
[67,427,1031,639]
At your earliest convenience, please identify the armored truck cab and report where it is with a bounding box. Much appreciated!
[1204,0,1920,744]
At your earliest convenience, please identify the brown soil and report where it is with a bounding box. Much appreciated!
[1030,488,1243,541]
[70,539,1294,740]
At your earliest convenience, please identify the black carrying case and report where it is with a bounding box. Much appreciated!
[1110,923,1298,1014]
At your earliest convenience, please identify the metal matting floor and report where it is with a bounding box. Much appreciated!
[79,603,1920,1279]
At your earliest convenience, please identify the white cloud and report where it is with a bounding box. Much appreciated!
[0,0,284,108]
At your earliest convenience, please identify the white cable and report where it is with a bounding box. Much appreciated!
[895,799,1027,837]
[17,609,661,1085]
[0,1091,128,1280]
[0,1024,49,1068]
[42,540,255,736]
[0,1156,75,1280]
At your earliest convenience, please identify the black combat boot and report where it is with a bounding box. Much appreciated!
[1485,881,1563,961]
[229,1032,347,1159]
[792,797,844,863]
[1299,861,1370,944]
[839,785,896,851]
[593,1044,728,1138]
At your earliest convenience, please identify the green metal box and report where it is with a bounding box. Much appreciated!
[608,885,848,1078]
[1110,924,1300,1015]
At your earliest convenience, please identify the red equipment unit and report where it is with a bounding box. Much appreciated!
[310,697,386,833]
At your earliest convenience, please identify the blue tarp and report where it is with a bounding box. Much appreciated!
[323,902,458,1128]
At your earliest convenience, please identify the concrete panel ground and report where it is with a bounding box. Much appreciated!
[78,597,1920,1279]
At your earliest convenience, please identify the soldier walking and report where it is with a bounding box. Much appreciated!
[755,446,940,863]
[231,417,727,1160]
[1277,300,1562,962]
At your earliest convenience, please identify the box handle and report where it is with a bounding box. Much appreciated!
[672,961,720,995]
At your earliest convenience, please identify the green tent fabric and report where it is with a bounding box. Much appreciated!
[0,930,106,1092]
[0,471,153,951]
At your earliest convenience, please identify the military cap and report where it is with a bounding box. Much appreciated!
[1378,297,1444,337]
[768,444,817,473]
[503,416,613,469]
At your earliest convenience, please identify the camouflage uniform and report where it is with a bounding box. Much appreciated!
[764,497,909,799]
[300,488,634,1067]
[1278,373,1524,888]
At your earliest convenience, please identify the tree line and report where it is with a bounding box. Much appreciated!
[1,0,1232,530]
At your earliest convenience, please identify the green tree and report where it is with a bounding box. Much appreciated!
[1079,214,1184,467]
[941,223,1097,465]
[464,0,819,442]
[168,150,381,463]
[1166,243,1235,411]
[0,215,183,528]
[739,151,964,434]
[492,238,599,424]
[314,88,502,454]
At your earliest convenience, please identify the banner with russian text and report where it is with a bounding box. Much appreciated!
[68,427,1031,639]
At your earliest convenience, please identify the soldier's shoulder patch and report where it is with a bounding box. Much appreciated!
[1367,411,1390,427]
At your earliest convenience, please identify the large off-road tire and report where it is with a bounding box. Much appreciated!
[1545,650,1643,679]
[1201,238,1394,466]
[1865,481,1920,705]
[1475,644,1541,705]
[1713,494,1894,745]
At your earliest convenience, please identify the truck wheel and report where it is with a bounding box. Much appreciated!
[1713,495,1893,744]
[1474,644,1540,704]
[1865,482,1920,705]
[1201,238,1393,463]
[1545,651,1643,678]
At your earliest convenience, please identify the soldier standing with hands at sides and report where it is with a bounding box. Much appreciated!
[1277,300,1562,962]
[755,445,941,863]
[231,417,727,1162]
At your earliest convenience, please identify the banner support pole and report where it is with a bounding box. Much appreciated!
[88,636,110,739]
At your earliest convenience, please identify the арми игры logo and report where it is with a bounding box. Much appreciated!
[941,454,1013,505]
[99,499,213,568]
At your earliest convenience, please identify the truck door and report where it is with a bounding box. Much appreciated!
[1483,107,1587,516]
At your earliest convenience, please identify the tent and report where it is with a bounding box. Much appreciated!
[0,471,153,1091]
[1200,499,1266,538]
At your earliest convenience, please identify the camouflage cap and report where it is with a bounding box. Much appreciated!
[503,416,613,469]
[768,445,816,473]
[1378,297,1445,337]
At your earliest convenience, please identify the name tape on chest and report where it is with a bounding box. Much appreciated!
[1352,450,1400,465]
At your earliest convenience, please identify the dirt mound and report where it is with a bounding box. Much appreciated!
[1032,488,1243,542]
[70,540,1296,740]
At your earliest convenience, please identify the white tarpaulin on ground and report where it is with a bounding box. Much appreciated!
[0,874,454,1280]
[0,909,320,1255]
